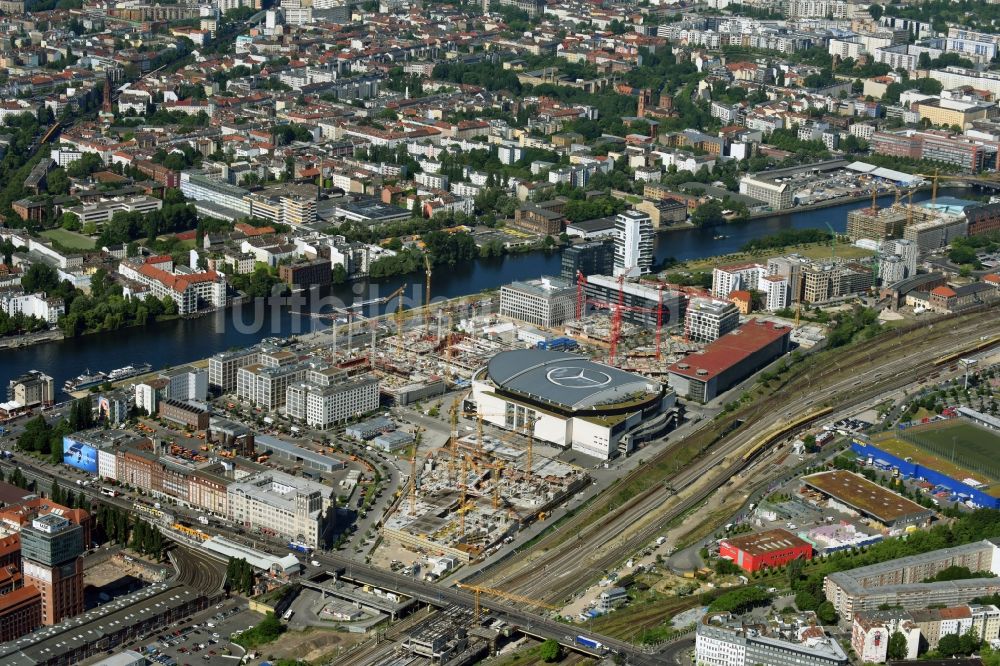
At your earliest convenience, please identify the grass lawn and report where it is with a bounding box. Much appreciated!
[586,592,700,641]
[41,228,96,249]
[874,422,1000,490]
[677,241,874,272]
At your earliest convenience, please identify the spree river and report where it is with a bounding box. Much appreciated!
[0,188,968,389]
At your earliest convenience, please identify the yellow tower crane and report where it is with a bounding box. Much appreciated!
[456,584,559,624]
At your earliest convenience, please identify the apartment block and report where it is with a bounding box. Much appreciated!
[684,298,740,343]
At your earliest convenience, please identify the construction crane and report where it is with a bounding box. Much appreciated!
[408,427,423,516]
[424,254,433,337]
[456,584,559,624]
[523,415,537,481]
[823,221,837,262]
[576,270,667,366]
[298,284,405,360]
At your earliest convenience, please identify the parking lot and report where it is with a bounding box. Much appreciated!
[107,599,263,666]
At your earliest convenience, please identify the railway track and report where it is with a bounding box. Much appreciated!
[469,309,999,605]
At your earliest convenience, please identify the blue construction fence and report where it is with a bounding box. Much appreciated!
[850,439,1000,510]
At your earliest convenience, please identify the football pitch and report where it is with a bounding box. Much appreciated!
[879,422,1000,485]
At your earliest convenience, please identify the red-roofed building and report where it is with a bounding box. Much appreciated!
[0,583,41,642]
[118,259,226,315]
[719,528,812,573]
[234,222,275,237]
[667,320,792,401]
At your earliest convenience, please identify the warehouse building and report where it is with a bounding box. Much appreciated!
[802,470,935,529]
[718,528,813,573]
[0,583,208,666]
[255,434,346,474]
[667,320,791,402]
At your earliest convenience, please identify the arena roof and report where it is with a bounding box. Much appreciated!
[486,350,661,411]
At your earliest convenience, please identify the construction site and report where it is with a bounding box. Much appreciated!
[378,406,590,565]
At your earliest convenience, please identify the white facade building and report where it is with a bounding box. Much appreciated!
[613,209,653,277]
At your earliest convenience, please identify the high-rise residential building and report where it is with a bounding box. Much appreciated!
[886,238,919,276]
[560,240,614,280]
[711,263,766,299]
[684,298,740,343]
[20,514,84,625]
[761,274,790,311]
[6,371,54,408]
[614,210,653,277]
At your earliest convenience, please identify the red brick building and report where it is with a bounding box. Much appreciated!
[718,528,813,573]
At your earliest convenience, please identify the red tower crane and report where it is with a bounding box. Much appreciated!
[576,271,669,366]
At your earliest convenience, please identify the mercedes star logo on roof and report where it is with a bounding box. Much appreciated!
[546,366,613,389]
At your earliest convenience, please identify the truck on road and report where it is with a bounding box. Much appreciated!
[575,636,606,653]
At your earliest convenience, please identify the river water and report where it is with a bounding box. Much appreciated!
[0,188,966,389]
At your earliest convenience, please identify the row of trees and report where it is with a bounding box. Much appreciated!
[96,503,132,545]
[225,557,256,595]
[130,519,166,560]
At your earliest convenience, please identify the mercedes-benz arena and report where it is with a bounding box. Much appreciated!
[471,349,675,459]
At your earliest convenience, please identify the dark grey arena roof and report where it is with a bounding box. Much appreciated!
[486,350,661,411]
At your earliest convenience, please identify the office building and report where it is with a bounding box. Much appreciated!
[560,240,614,280]
[0,581,42,642]
[613,210,653,277]
[179,171,251,218]
[903,215,969,251]
[20,514,84,625]
[846,206,907,242]
[158,399,210,430]
[236,351,305,409]
[159,366,208,402]
[583,274,684,329]
[278,259,331,288]
[208,347,261,391]
[227,470,335,547]
[499,276,576,327]
[739,175,793,210]
[684,298,740,343]
[696,613,848,666]
[285,369,380,430]
[6,371,54,408]
[965,201,1000,237]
